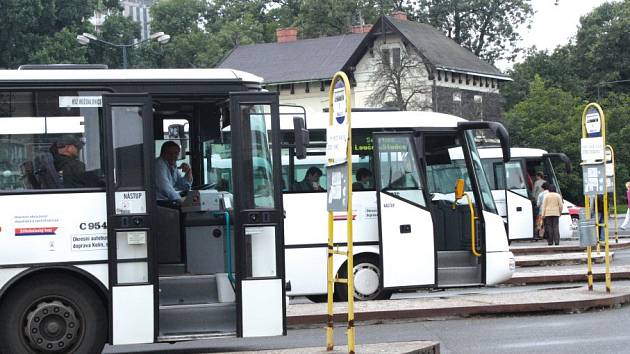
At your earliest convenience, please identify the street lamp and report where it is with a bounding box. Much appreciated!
[76,31,171,69]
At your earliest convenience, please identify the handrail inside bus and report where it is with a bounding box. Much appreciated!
[464,192,481,257]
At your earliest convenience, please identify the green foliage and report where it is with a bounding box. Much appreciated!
[504,1,630,204]
[505,76,583,202]
[0,0,111,68]
[29,29,89,65]
[296,0,390,38]
[412,0,534,63]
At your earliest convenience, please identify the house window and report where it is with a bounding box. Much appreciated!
[453,92,461,102]
[474,95,483,103]
[381,47,401,69]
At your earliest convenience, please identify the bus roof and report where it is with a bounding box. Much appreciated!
[476,147,549,159]
[299,111,467,130]
[0,68,263,84]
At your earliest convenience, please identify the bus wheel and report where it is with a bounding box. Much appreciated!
[335,255,392,301]
[0,274,106,354]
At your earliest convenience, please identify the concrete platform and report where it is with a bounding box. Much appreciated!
[287,285,630,326]
[224,341,439,354]
[510,238,630,255]
[508,264,630,284]
[515,251,614,267]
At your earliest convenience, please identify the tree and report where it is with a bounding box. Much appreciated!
[29,29,89,65]
[505,76,583,202]
[572,0,630,99]
[0,0,117,68]
[412,0,534,64]
[366,48,432,111]
[296,0,393,38]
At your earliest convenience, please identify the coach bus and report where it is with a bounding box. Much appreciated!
[278,110,516,302]
[470,147,576,241]
[0,66,288,353]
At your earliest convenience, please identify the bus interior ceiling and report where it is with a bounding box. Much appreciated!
[424,133,481,286]
[150,97,238,339]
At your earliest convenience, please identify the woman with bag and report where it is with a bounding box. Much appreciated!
[541,184,563,246]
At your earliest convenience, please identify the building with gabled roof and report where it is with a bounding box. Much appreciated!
[218,12,511,121]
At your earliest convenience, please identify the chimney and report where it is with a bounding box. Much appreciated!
[350,24,373,34]
[391,11,407,21]
[276,27,298,43]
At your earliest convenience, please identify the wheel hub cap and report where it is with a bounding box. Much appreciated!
[353,263,380,300]
[25,300,80,352]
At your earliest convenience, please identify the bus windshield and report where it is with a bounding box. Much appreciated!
[465,131,497,213]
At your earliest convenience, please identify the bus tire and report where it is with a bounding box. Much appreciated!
[0,274,107,354]
[335,255,392,301]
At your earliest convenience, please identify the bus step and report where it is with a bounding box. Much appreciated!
[159,302,236,336]
[158,263,186,275]
[437,250,480,267]
[437,265,482,286]
[159,275,218,305]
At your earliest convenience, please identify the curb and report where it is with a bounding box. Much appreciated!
[515,253,610,267]
[507,271,630,285]
[511,241,630,255]
[287,292,630,327]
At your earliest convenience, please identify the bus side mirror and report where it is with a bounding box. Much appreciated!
[455,178,465,200]
[293,116,309,160]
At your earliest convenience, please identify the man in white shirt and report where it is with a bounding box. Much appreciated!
[155,141,192,203]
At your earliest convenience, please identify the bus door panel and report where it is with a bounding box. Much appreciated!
[504,161,533,240]
[229,92,286,337]
[102,93,156,345]
[374,133,435,288]
[506,190,533,239]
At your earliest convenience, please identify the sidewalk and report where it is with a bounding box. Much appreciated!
[515,251,614,266]
[286,285,630,327]
[510,238,630,255]
[227,341,439,354]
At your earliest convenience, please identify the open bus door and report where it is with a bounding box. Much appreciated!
[504,160,534,240]
[229,92,286,337]
[373,132,436,289]
[102,93,157,345]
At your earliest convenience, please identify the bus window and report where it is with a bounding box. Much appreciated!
[378,136,425,206]
[247,104,275,208]
[505,161,527,197]
[0,90,105,191]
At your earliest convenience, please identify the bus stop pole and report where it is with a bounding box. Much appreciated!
[581,106,593,291]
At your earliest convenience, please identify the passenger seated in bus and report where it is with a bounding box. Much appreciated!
[293,166,324,192]
[352,168,372,190]
[155,141,192,204]
[19,161,40,189]
[52,135,103,188]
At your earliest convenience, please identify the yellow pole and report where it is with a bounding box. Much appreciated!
[340,72,355,354]
[582,103,611,292]
[585,197,593,290]
[326,208,334,351]
[325,75,336,352]
[325,72,355,353]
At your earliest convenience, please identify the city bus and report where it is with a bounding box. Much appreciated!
[278,110,516,302]
[472,147,576,241]
[0,66,288,353]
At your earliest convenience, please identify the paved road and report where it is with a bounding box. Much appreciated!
[105,302,630,353]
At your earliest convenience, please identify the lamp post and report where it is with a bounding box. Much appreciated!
[77,32,170,69]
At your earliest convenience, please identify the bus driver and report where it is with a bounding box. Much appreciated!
[155,141,192,204]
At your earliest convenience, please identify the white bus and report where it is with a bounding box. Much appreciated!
[279,110,516,302]
[472,147,576,241]
[0,66,288,353]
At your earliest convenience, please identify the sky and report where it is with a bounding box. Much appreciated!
[496,0,620,70]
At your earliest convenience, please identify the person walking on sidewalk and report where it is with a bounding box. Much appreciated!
[621,181,630,230]
[541,184,563,245]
